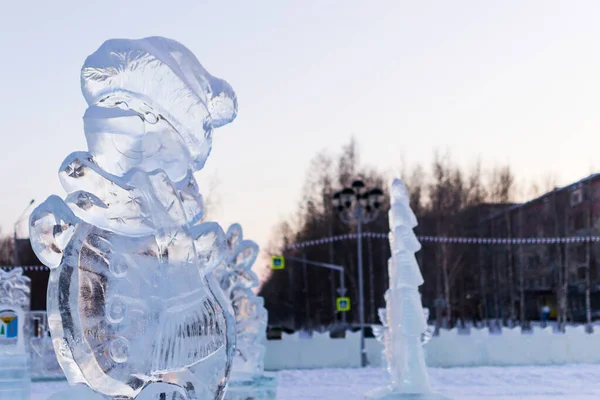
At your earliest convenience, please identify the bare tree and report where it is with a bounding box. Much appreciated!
[199,172,222,222]
[506,212,517,323]
[262,140,527,330]
[427,151,470,325]
[466,160,487,206]
[517,208,526,327]
[529,172,559,198]
[0,230,14,266]
[260,137,391,330]
[406,165,426,215]
[488,165,515,203]
[338,136,359,188]
[552,190,567,332]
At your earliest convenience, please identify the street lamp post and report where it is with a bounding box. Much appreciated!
[13,199,35,266]
[333,180,383,367]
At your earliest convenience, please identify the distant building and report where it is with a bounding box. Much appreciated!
[478,173,600,322]
[416,202,516,323]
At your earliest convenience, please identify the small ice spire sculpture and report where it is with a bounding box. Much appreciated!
[0,267,31,352]
[0,268,31,311]
[367,179,449,400]
[0,268,31,400]
[385,178,429,392]
[216,224,267,378]
[29,37,238,400]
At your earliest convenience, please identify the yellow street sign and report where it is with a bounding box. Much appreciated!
[271,255,285,270]
[336,297,351,312]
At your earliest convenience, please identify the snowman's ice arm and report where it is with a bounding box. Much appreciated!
[173,170,204,226]
[59,151,132,200]
[58,152,157,236]
[60,152,206,233]
[189,222,227,274]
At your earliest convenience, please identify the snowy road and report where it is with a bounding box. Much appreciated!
[32,364,600,399]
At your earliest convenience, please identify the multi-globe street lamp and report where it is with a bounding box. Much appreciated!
[332,180,383,367]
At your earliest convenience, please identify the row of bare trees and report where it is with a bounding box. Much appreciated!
[0,231,13,266]
[258,138,543,331]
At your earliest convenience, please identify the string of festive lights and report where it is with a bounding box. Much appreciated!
[1,265,49,271]
[281,232,600,250]
[5,233,599,270]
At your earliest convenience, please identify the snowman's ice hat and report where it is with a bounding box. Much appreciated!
[80,36,238,170]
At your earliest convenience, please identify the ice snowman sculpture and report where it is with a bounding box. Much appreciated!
[29,37,238,400]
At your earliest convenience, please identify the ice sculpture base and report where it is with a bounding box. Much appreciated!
[0,353,31,400]
[48,382,198,400]
[46,385,106,400]
[365,386,452,400]
[31,375,66,383]
[30,338,65,381]
[225,373,278,400]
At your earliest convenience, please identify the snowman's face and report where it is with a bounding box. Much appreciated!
[83,94,211,182]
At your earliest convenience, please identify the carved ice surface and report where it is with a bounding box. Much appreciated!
[29,37,238,400]
[366,179,450,400]
[0,268,31,400]
[214,225,276,400]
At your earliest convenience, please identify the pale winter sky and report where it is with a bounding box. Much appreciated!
[2,1,600,273]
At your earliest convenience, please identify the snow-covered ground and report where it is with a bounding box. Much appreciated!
[31,364,600,399]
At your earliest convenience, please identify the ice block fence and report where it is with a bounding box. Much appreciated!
[366,179,451,400]
[29,36,240,400]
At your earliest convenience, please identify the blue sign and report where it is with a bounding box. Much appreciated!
[0,310,18,340]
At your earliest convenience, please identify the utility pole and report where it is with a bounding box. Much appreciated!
[491,218,501,321]
[506,211,516,324]
[586,180,593,333]
[356,211,366,365]
[327,202,342,325]
[13,199,35,266]
[563,202,570,330]
[479,223,488,324]
[302,253,310,330]
[368,234,375,324]
[553,190,565,331]
[518,208,526,327]
[288,254,297,331]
